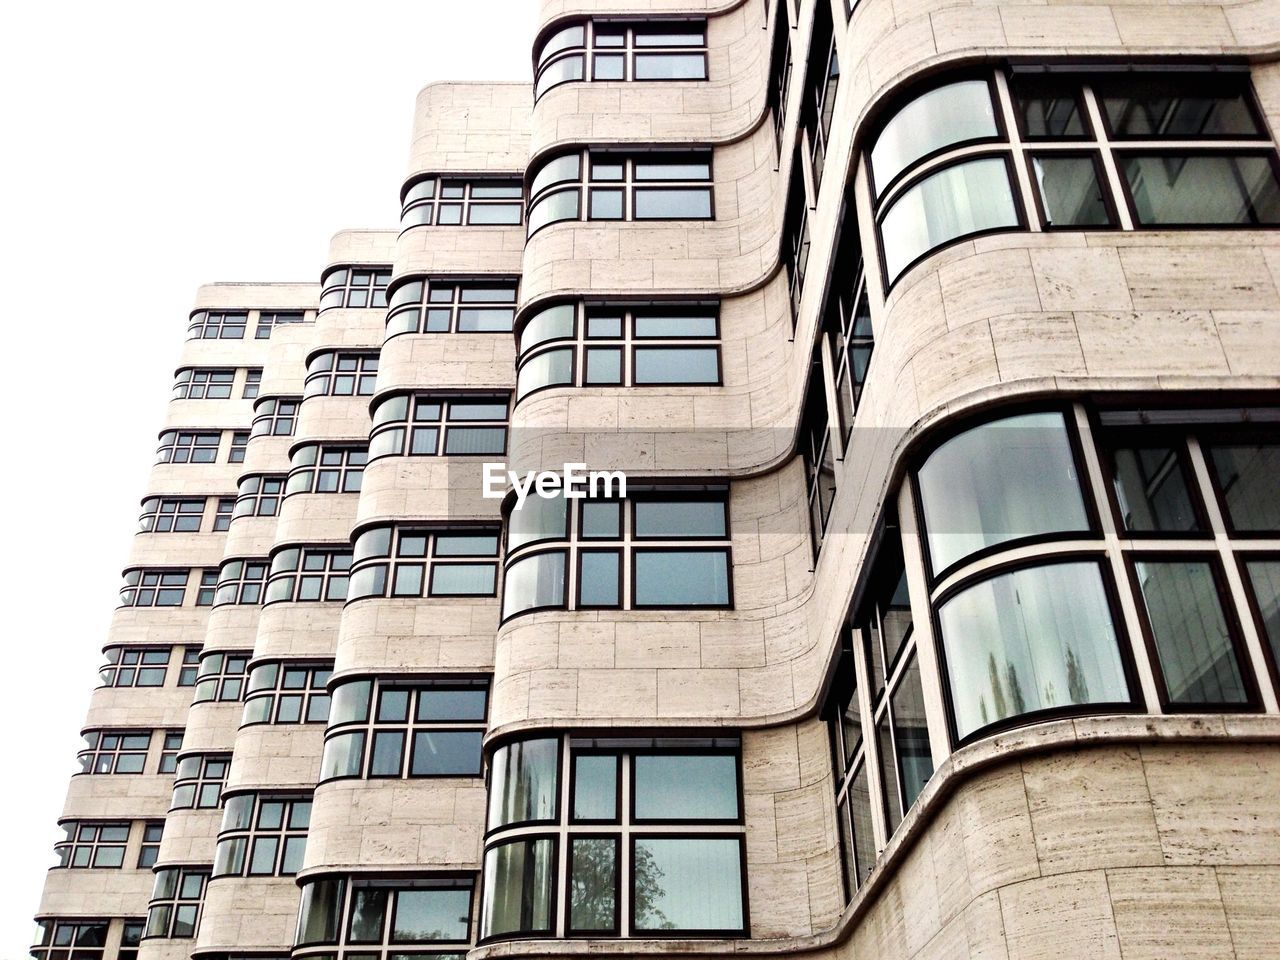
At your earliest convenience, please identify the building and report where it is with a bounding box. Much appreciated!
[31,0,1280,958]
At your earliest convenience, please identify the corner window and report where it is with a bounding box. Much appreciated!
[256,310,305,338]
[213,558,268,606]
[319,267,391,311]
[171,368,235,401]
[401,177,523,228]
[534,19,707,100]
[53,821,130,868]
[193,651,250,703]
[155,430,221,464]
[137,497,207,533]
[242,661,333,726]
[285,445,368,496]
[99,647,171,688]
[232,476,286,519]
[295,877,473,955]
[213,793,310,878]
[171,754,229,810]
[348,525,501,601]
[187,310,247,339]
[319,678,488,781]
[386,278,518,336]
[250,396,300,438]
[304,352,379,398]
[119,569,190,608]
[480,736,746,940]
[144,868,207,940]
[369,394,509,459]
[264,547,352,603]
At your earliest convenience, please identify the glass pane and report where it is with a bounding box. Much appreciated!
[916,411,1089,574]
[507,494,568,549]
[519,303,576,353]
[634,347,719,384]
[502,552,567,616]
[526,188,580,234]
[1108,444,1200,532]
[581,501,621,539]
[1100,76,1261,138]
[633,838,743,932]
[569,838,617,932]
[880,157,1019,282]
[1207,443,1280,532]
[634,754,739,820]
[348,888,388,942]
[1013,77,1086,138]
[634,188,712,219]
[392,888,471,942]
[1134,560,1249,706]
[634,53,706,80]
[578,551,620,606]
[418,688,488,721]
[410,731,484,775]
[849,765,876,886]
[870,80,997,192]
[481,839,555,937]
[1244,560,1280,669]
[371,731,405,776]
[319,731,366,780]
[248,836,279,875]
[297,879,345,945]
[634,500,726,538]
[633,550,729,606]
[529,153,581,200]
[1033,155,1111,227]
[890,656,934,812]
[1121,154,1280,226]
[585,347,622,384]
[572,754,618,821]
[516,347,574,400]
[938,561,1130,740]
[487,738,559,828]
[443,427,506,456]
[588,188,624,220]
[633,314,717,338]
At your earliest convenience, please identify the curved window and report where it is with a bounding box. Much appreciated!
[319,678,488,782]
[487,738,559,829]
[870,80,998,195]
[304,352,379,398]
[144,868,206,940]
[879,156,1019,282]
[481,839,555,939]
[400,176,523,229]
[369,393,508,459]
[155,430,221,464]
[915,411,1090,576]
[250,396,299,438]
[318,267,390,311]
[264,547,352,603]
[526,150,713,235]
[187,310,246,339]
[347,525,500,601]
[213,793,310,878]
[502,551,567,616]
[232,475,285,518]
[138,497,206,533]
[385,277,517,337]
[515,302,721,399]
[193,651,249,703]
[937,560,1132,741]
[99,647,175,688]
[119,569,189,608]
[171,368,234,401]
[242,661,332,726]
[171,753,229,810]
[212,558,267,606]
[534,20,706,100]
[285,444,367,496]
[296,877,474,954]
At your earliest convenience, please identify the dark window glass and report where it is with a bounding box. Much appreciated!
[1107,442,1200,532]
[1120,153,1280,226]
[1244,559,1280,669]
[569,837,618,932]
[1100,76,1262,138]
[1206,442,1280,532]
[1032,155,1112,227]
[572,754,618,821]
[481,839,555,937]
[632,838,744,932]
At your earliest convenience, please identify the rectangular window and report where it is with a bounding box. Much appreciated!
[386,279,518,336]
[242,662,333,726]
[401,178,523,229]
[319,267,391,311]
[187,311,246,340]
[304,352,379,398]
[264,548,352,603]
[119,570,189,608]
[99,648,170,688]
[256,310,305,338]
[213,794,310,878]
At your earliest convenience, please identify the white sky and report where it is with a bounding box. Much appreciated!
[0,3,537,954]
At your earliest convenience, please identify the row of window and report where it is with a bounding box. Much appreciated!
[296,878,472,954]
[99,646,199,688]
[515,303,721,400]
[213,793,310,878]
[155,429,248,465]
[535,20,707,100]
[369,394,508,458]
[138,496,234,533]
[319,267,391,312]
[304,352,379,398]
[32,921,142,960]
[400,178,524,229]
[53,820,162,869]
[502,492,732,619]
[76,730,181,776]
[527,151,713,235]
[870,71,1280,286]
[188,310,304,340]
[349,526,501,601]
[385,278,517,336]
[172,367,261,401]
[119,568,220,607]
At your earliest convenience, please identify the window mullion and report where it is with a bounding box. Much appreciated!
[1080,83,1135,229]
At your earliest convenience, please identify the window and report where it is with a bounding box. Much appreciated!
[826,649,876,901]
[285,445,368,495]
[213,794,310,877]
[188,310,247,339]
[800,348,837,554]
[782,166,810,325]
[31,922,113,960]
[119,569,189,607]
[171,754,230,810]
[526,150,713,235]
[233,475,286,518]
[800,1,838,189]
[195,571,218,607]
[155,431,221,464]
[242,661,333,726]
[369,394,509,459]
[385,278,518,336]
[193,651,250,702]
[319,267,392,311]
[178,648,201,685]
[1204,438,1280,533]
[348,526,501,601]
[767,0,792,151]
[264,547,352,603]
[78,731,151,774]
[304,352,379,398]
[294,877,474,956]
[515,303,720,400]
[915,410,1091,577]
[821,194,872,443]
[172,368,235,401]
[243,368,262,399]
[213,497,234,531]
[480,736,746,940]
[135,822,163,868]
[144,868,207,940]
[400,177,524,228]
[257,311,305,338]
[213,558,268,606]
[533,20,707,100]
[319,678,488,781]
[871,69,1280,287]
[501,491,732,619]
[158,732,183,773]
[138,497,206,533]
[229,430,249,463]
[54,821,130,868]
[99,648,171,688]
[250,397,300,438]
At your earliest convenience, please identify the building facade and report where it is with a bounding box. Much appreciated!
[32,1,1280,958]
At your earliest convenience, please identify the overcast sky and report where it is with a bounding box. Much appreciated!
[0,3,536,954]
